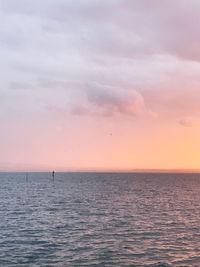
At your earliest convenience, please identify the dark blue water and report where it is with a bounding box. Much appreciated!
[0,172,200,266]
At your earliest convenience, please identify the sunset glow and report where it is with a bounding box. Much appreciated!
[1,0,200,171]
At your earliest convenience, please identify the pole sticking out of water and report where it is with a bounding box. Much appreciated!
[52,171,55,181]
[26,173,28,182]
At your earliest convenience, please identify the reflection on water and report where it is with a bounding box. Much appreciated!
[0,172,200,266]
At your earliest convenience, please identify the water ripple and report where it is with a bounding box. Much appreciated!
[0,172,200,266]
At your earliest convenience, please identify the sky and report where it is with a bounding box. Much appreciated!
[1,0,200,171]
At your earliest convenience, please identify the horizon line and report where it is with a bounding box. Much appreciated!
[1,168,200,173]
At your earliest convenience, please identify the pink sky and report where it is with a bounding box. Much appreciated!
[1,0,200,171]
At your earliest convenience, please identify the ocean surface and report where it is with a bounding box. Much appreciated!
[0,172,200,266]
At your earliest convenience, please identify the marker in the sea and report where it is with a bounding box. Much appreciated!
[26,173,28,182]
[52,171,55,181]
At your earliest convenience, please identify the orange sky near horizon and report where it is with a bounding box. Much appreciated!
[1,113,200,171]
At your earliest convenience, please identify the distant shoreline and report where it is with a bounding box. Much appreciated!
[1,169,200,174]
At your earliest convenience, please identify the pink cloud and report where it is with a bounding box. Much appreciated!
[179,117,194,127]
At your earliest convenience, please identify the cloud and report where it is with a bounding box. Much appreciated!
[179,117,194,127]
[1,0,200,170]
[1,0,200,123]
[86,83,145,116]
[47,83,145,118]
[71,106,89,116]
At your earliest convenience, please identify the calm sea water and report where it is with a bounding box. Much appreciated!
[0,172,200,266]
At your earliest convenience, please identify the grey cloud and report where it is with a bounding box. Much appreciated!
[123,0,200,61]
[86,84,145,116]
[44,83,145,118]
[2,0,200,62]
[1,1,200,54]
[1,0,200,122]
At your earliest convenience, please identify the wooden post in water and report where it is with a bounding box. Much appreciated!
[52,171,55,181]
[26,173,28,182]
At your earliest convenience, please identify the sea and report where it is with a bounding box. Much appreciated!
[0,172,200,266]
